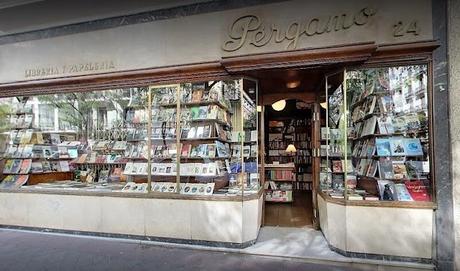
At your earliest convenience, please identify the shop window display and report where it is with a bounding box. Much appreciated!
[320,64,432,202]
[0,78,259,197]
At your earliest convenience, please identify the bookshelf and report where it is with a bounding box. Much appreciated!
[320,65,432,202]
[266,113,313,191]
[264,164,295,202]
[1,101,77,189]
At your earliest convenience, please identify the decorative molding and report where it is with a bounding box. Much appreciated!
[0,0,288,45]
[221,42,378,73]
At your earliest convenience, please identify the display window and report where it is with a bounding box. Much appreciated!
[0,78,259,198]
[320,64,432,202]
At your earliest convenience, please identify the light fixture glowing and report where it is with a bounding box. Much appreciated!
[272,100,286,111]
[286,80,301,89]
[285,144,297,154]
[257,106,262,112]
[320,102,327,109]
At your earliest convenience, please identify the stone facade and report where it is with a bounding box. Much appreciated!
[448,0,460,269]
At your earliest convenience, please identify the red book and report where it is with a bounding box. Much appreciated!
[404,180,431,202]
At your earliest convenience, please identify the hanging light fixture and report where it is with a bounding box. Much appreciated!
[320,101,327,109]
[272,100,286,111]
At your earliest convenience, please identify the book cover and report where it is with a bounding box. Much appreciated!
[195,126,204,138]
[42,161,52,172]
[331,174,344,190]
[68,148,78,159]
[405,180,431,201]
[403,138,423,156]
[332,160,343,173]
[395,183,413,201]
[379,96,394,114]
[3,159,14,174]
[366,160,378,177]
[187,127,197,139]
[361,116,377,136]
[377,180,396,201]
[59,161,70,172]
[10,159,22,174]
[0,175,17,189]
[405,161,427,178]
[19,159,32,174]
[389,137,406,156]
[198,106,208,119]
[191,89,203,102]
[202,125,211,138]
[181,143,191,157]
[190,107,200,120]
[392,161,408,179]
[50,133,61,145]
[346,175,357,190]
[31,162,43,173]
[378,157,394,179]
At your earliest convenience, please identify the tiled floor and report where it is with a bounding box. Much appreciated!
[264,190,313,227]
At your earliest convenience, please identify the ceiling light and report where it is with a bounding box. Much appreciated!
[272,100,286,111]
[320,102,327,109]
[286,81,300,89]
[257,106,262,112]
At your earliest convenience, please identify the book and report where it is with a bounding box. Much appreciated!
[50,133,61,145]
[377,180,396,201]
[392,161,408,179]
[389,137,406,156]
[403,138,423,156]
[405,180,431,201]
[59,161,70,172]
[191,89,203,102]
[98,170,110,183]
[31,162,44,173]
[377,117,394,134]
[394,183,413,201]
[331,174,344,190]
[19,159,32,174]
[196,126,204,138]
[332,160,343,172]
[405,161,427,178]
[10,159,22,174]
[3,160,14,174]
[198,106,208,119]
[187,127,197,139]
[378,157,394,179]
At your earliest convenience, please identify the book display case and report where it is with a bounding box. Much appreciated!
[0,78,259,197]
[0,99,76,189]
[320,64,432,203]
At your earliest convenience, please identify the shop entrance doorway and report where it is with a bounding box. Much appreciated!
[247,67,344,228]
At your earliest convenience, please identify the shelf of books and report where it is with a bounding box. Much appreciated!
[0,100,76,189]
[264,164,295,202]
[0,79,259,197]
[320,65,432,204]
[266,113,313,192]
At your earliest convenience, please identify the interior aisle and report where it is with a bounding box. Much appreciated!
[264,190,313,227]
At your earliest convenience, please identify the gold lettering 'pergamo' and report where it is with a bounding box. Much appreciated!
[24,60,116,79]
[222,7,377,52]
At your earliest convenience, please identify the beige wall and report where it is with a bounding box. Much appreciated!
[318,196,433,259]
[0,0,433,85]
[448,0,460,268]
[0,192,263,244]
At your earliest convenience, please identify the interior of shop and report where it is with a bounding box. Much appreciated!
[248,67,339,228]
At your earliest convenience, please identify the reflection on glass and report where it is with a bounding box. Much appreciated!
[0,79,259,197]
[346,65,431,202]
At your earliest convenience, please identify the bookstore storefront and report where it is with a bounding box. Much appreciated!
[0,0,442,262]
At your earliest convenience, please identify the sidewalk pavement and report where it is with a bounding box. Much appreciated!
[0,228,432,271]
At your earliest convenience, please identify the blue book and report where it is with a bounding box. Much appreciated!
[375,138,391,156]
[389,137,406,156]
[404,138,423,156]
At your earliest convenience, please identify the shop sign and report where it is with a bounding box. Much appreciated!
[222,7,377,52]
[24,60,116,79]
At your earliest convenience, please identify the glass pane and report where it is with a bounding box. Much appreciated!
[346,65,431,202]
[179,81,232,196]
[320,72,346,200]
[149,85,179,194]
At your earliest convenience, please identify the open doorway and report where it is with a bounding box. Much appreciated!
[263,99,314,227]
[244,66,344,228]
